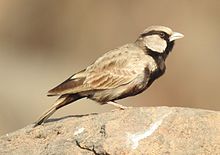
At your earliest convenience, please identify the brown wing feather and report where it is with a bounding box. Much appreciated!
[47,70,86,96]
[84,44,146,90]
[48,44,151,96]
[47,77,85,96]
[85,68,137,89]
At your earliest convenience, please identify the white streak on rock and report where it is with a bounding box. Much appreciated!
[127,111,171,149]
[74,127,85,136]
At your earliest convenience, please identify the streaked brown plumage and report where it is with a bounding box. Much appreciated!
[34,26,184,126]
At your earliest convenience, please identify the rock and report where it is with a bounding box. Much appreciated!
[0,107,219,155]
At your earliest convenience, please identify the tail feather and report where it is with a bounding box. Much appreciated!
[34,106,57,127]
[34,94,82,127]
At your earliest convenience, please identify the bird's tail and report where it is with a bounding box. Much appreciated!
[34,94,82,127]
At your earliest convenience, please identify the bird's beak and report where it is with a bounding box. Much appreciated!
[169,32,184,41]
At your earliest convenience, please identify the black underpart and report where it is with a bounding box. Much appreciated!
[147,62,165,88]
[144,38,175,88]
[145,40,174,87]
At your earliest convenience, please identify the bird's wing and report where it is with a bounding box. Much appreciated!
[47,69,89,96]
[47,44,151,96]
[84,44,148,90]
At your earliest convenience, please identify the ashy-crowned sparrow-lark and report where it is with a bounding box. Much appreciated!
[35,26,184,126]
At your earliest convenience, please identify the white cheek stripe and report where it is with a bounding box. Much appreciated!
[144,35,167,53]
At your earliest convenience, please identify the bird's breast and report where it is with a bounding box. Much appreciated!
[142,55,158,73]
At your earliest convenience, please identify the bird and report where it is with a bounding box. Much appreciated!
[34,25,184,126]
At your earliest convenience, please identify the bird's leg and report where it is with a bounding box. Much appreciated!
[107,101,129,110]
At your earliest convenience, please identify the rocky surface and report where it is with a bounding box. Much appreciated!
[0,107,219,155]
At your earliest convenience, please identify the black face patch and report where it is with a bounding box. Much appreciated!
[140,30,170,42]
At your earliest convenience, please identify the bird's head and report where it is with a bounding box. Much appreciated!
[136,26,184,56]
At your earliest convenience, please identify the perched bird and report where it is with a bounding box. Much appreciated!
[34,26,184,126]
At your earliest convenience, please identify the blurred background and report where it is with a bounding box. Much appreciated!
[0,0,220,135]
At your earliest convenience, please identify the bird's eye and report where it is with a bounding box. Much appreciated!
[159,32,165,38]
